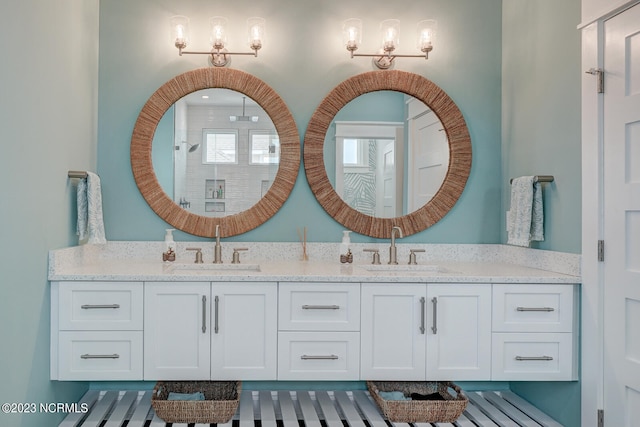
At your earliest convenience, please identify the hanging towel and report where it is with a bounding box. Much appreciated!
[77,172,107,244]
[506,176,544,247]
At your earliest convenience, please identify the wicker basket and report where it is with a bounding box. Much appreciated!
[367,381,468,423]
[151,381,241,424]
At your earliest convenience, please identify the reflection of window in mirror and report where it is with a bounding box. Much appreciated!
[203,129,238,164]
[250,130,280,164]
[343,139,370,168]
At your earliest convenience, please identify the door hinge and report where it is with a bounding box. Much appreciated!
[598,240,605,262]
[598,409,604,427]
[586,68,604,93]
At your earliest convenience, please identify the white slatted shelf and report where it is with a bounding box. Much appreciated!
[58,389,564,427]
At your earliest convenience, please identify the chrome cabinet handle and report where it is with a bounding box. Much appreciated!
[81,354,120,359]
[81,304,120,309]
[517,306,555,312]
[202,295,207,333]
[301,355,339,360]
[515,356,554,361]
[419,297,426,334]
[302,305,340,310]
[214,296,219,334]
[431,297,438,334]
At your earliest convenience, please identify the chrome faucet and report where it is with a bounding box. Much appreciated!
[213,225,223,263]
[389,226,404,264]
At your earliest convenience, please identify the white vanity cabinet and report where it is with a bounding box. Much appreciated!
[491,284,578,381]
[426,284,492,380]
[278,283,360,380]
[144,282,211,380]
[360,283,492,381]
[360,284,427,380]
[211,282,277,380]
[144,282,277,381]
[51,281,143,380]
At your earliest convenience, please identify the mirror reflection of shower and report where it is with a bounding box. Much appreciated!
[177,141,200,152]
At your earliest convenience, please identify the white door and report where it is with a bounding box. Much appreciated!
[603,4,640,425]
[144,282,211,380]
[211,283,277,380]
[376,139,397,217]
[426,284,492,380]
[360,283,426,380]
[408,109,449,212]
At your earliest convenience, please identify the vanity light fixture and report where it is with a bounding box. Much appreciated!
[170,15,265,67]
[342,18,437,69]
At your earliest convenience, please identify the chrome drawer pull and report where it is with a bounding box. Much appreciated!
[81,353,120,359]
[80,304,120,309]
[214,296,219,334]
[515,355,554,361]
[302,305,340,310]
[431,297,438,334]
[419,297,426,334]
[516,307,555,312]
[202,295,207,334]
[301,355,339,360]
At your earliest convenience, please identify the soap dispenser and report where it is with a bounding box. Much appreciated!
[339,230,352,263]
[163,229,176,261]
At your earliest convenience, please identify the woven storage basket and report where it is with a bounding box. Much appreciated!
[151,381,240,424]
[367,381,468,423]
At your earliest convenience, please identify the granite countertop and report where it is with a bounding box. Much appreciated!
[48,242,581,284]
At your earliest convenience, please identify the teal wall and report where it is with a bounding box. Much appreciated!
[98,0,503,245]
[502,2,581,427]
[502,0,582,254]
[0,1,98,426]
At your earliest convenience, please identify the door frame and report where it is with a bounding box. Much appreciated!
[580,2,640,426]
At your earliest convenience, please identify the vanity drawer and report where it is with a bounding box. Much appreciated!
[58,331,143,380]
[492,284,575,333]
[491,333,575,381]
[58,282,143,330]
[278,332,360,380]
[278,283,360,331]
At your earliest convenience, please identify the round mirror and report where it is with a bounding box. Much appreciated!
[304,70,471,238]
[152,88,280,217]
[132,68,300,237]
[323,91,448,218]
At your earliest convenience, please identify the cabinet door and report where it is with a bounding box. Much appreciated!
[144,282,210,380]
[211,283,277,380]
[426,284,492,380]
[361,283,426,380]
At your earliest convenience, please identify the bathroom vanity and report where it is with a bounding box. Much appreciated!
[49,242,580,383]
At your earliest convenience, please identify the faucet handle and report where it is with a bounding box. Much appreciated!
[408,249,426,265]
[363,249,381,265]
[232,248,249,264]
[186,247,204,264]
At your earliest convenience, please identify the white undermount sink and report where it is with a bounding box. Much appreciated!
[360,264,450,273]
[168,263,261,273]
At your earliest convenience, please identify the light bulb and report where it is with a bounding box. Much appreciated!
[380,19,400,52]
[342,19,362,52]
[416,20,437,53]
[170,15,190,49]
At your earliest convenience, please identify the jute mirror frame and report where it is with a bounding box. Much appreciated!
[303,70,471,238]
[131,68,300,237]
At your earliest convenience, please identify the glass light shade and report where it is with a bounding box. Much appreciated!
[247,17,266,50]
[380,19,400,52]
[170,15,190,48]
[342,18,362,51]
[417,19,437,52]
[209,16,228,48]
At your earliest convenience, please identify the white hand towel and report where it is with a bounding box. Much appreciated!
[506,176,544,247]
[77,172,107,244]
